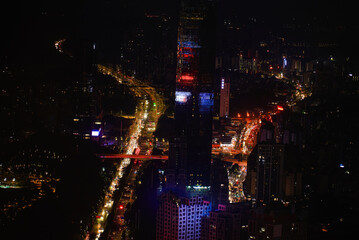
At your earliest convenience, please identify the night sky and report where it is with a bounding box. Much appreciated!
[1,0,357,64]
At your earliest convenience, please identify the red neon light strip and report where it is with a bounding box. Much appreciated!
[183,54,194,58]
[180,75,194,81]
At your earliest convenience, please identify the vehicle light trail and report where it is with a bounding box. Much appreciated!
[85,65,165,240]
[54,39,66,53]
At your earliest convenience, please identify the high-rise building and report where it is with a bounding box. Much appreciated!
[219,78,230,118]
[210,158,229,208]
[248,208,307,240]
[208,211,241,240]
[256,143,284,206]
[252,121,285,206]
[156,192,211,240]
[167,0,216,190]
[159,1,217,239]
[201,203,250,240]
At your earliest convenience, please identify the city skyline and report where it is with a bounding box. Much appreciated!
[1,0,359,239]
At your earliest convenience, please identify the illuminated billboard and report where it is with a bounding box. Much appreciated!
[92,130,100,137]
[199,92,213,106]
[175,91,192,103]
[199,92,213,112]
[92,128,101,137]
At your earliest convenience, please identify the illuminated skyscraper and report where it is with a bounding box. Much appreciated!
[159,2,217,239]
[167,0,216,190]
[219,77,230,118]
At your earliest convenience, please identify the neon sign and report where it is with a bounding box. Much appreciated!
[181,75,194,81]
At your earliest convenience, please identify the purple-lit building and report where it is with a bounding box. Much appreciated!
[156,192,211,240]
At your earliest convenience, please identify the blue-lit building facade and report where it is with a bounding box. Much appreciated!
[167,0,216,191]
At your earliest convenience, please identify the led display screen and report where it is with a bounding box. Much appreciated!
[175,91,192,103]
[199,92,213,106]
[92,130,100,137]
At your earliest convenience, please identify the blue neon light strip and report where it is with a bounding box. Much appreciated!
[179,41,201,48]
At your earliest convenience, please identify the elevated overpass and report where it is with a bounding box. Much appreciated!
[97,154,168,160]
[97,154,246,166]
